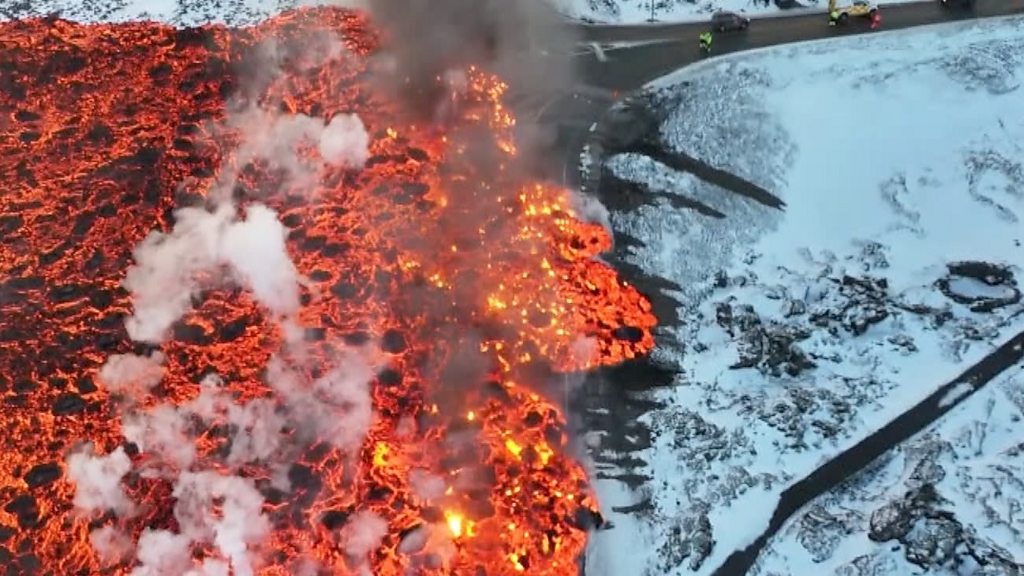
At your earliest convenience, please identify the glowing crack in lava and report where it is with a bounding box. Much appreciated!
[0,7,656,575]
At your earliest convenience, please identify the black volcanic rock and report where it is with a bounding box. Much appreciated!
[381,329,407,354]
[937,261,1020,313]
[658,505,714,572]
[715,302,816,377]
[808,275,891,336]
[612,325,644,343]
[320,508,352,530]
[4,495,39,529]
[51,392,86,415]
[24,463,61,489]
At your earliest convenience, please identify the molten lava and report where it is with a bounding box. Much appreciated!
[0,7,655,575]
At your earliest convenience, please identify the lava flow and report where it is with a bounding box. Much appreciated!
[0,7,656,576]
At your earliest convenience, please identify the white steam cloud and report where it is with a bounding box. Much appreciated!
[218,107,371,196]
[66,445,133,515]
[98,352,166,399]
[67,35,381,573]
[132,529,193,576]
[318,113,370,168]
[89,526,133,566]
[172,472,270,576]
[121,405,197,472]
[341,511,390,570]
[267,354,377,452]
[219,203,302,316]
[123,202,302,343]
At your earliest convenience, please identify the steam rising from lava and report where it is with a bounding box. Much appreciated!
[362,0,578,168]
[364,0,575,99]
[1,7,656,575]
[73,31,381,572]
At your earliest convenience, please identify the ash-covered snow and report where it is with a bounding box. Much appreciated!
[589,16,1024,575]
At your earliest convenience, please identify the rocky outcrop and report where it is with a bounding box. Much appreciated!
[808,275,892,337]
[659,503,715,572]
[866,471,1023,573]
[937,261,1021,313]
[714,301,816,377]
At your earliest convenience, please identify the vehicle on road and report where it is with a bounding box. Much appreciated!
[828,0,878,25]
[711,11,751,32]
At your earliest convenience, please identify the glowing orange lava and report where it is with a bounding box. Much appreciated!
[0,7,656,575]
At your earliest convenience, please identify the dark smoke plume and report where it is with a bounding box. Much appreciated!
[364,0,579,156]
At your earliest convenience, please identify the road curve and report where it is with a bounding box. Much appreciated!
[576,0,1022,44]
[573,0,1024,91]
[532,0,1024,188]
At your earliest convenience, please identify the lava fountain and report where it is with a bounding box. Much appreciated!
[0,7,656,575]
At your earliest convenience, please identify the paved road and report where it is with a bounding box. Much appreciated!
[528,0,1024,126]
[527,0,1023,189]
[578,0,1024,61]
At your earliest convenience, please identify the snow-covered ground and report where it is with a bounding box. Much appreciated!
[0,0,336,26]
[753,363,1024,575]
[0,0,905,28]
[590,16,1024,576]
[554,0,893,25]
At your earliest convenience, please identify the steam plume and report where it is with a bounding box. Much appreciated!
[97,351,166,399]
[66,31,381,573]
[363,0,577,115]
[123,201,303,343]
[362,0,580,177]
[66,445,133,515]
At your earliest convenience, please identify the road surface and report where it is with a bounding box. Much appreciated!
[576,0,1019,44]
[531,0,1024,146]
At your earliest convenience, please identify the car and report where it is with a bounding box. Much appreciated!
[828,0,877,23]
[711,11,751,32]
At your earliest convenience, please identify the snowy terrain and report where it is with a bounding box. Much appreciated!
[588,16,1024,576]
[552,0,804,24]
[0,0,914,28]
[0,0,342,26]
[553,0,900,25]
[752,364,1024,575]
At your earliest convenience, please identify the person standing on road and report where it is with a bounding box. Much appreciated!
[699,31,713,54]
[870,10,882,29]
[828,9,841,25]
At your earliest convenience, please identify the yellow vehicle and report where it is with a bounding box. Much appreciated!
[828,0,878,24]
